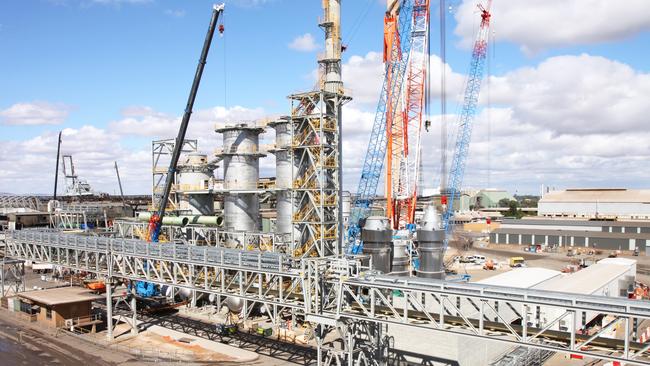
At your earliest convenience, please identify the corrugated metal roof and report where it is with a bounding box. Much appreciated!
[533,263,632,294]
[477,268,561,288]
[493,227,650,239]
[539,189,650,204]
[507,218,650,228]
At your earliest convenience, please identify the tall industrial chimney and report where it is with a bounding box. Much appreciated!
[320,0,343,94]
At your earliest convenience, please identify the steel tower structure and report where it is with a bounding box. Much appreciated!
[394,0,430,228]
[347,0,414,253]
[443,0,492,243]
[291,0,350,258]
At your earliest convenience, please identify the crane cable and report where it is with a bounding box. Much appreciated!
[342,0,375,48]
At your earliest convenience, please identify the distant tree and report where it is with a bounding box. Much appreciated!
[498,198,511,208]
[506,200,521,218]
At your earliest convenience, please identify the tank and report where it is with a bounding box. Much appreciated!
[216,123,265,232]
[268,118,294,235]
[416,205,445,279]
[176,153,215,215]
[224,297,244,313]
[361,216,393,274]
[223,194,259,232]
[391,235,409,276]
[268,117,292,149]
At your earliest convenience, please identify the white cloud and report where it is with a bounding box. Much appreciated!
[0,102,73,125]
[108,105,267,138]
[164,9,186,18]
[288,33,319,52]
[0,126,151,195]
[3,51,650,196]
[337,51,650,194]
[486,54,650,135]
[454,0,650,53]
[342,51,465,108]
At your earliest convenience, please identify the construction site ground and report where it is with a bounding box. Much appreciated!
[448,241,650,284]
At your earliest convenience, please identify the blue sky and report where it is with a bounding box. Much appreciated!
[1,0,650,195]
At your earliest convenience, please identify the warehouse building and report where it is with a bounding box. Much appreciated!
[470,189,514,209]
[538,188,650,219]
[490,218,650,252]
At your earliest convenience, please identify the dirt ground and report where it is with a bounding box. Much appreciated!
[0,308,299,366]
[447,242,650,284]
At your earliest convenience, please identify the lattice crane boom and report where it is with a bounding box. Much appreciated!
[442,0,492,242]
[394,0,430,229]
[347,0,414,253]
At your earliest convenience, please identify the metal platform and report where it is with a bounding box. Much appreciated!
[5,229,650,365]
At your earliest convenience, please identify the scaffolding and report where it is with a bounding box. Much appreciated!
[151,139,198,211]
[290,90,348,258]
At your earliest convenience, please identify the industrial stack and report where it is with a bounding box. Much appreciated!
[416,205,445,279]
[175,153,216,215]
[216,123,265,232]
[361,216,393,274]
[268,117,293,238]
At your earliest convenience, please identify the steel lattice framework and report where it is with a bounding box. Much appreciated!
[6,230,650,365]
[443,1,491,241]
[394,0,430,228]
[348,0,414,252]
[151,139,198,211]
[290,91,347,258]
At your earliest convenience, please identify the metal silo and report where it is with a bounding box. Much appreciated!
[361,216,393,274]
[216,123,265,232]
[416,205,445,279]
[268,117,293,236]
[176,153,215,215]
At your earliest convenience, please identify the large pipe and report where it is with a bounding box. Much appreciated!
[181,215,223,227]
[137,212,189,227]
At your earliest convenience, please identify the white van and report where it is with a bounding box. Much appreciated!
[472,255,486,265]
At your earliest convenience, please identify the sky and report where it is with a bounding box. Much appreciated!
[1,0,650,196]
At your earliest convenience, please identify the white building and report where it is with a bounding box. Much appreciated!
[538,188,650,219]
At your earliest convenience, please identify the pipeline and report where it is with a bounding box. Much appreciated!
[137,212,189,227]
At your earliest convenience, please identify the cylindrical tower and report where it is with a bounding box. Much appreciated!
[268,117,293,236]
[361,216,393,274]
[416,205,445,279]
[216,123,265,232]
[320,0,343,94]
[176,153,215,215]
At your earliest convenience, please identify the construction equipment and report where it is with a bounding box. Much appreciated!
[147,4,224,243]
[441,0,492,247]
[390,0,430,230]
[114,161,125,205]
[348,0,414,253]
[61,155,94,197]
[140,4,224,297]
[509,256,525,268]
[483,258,496,270]
[53,131,62,200]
